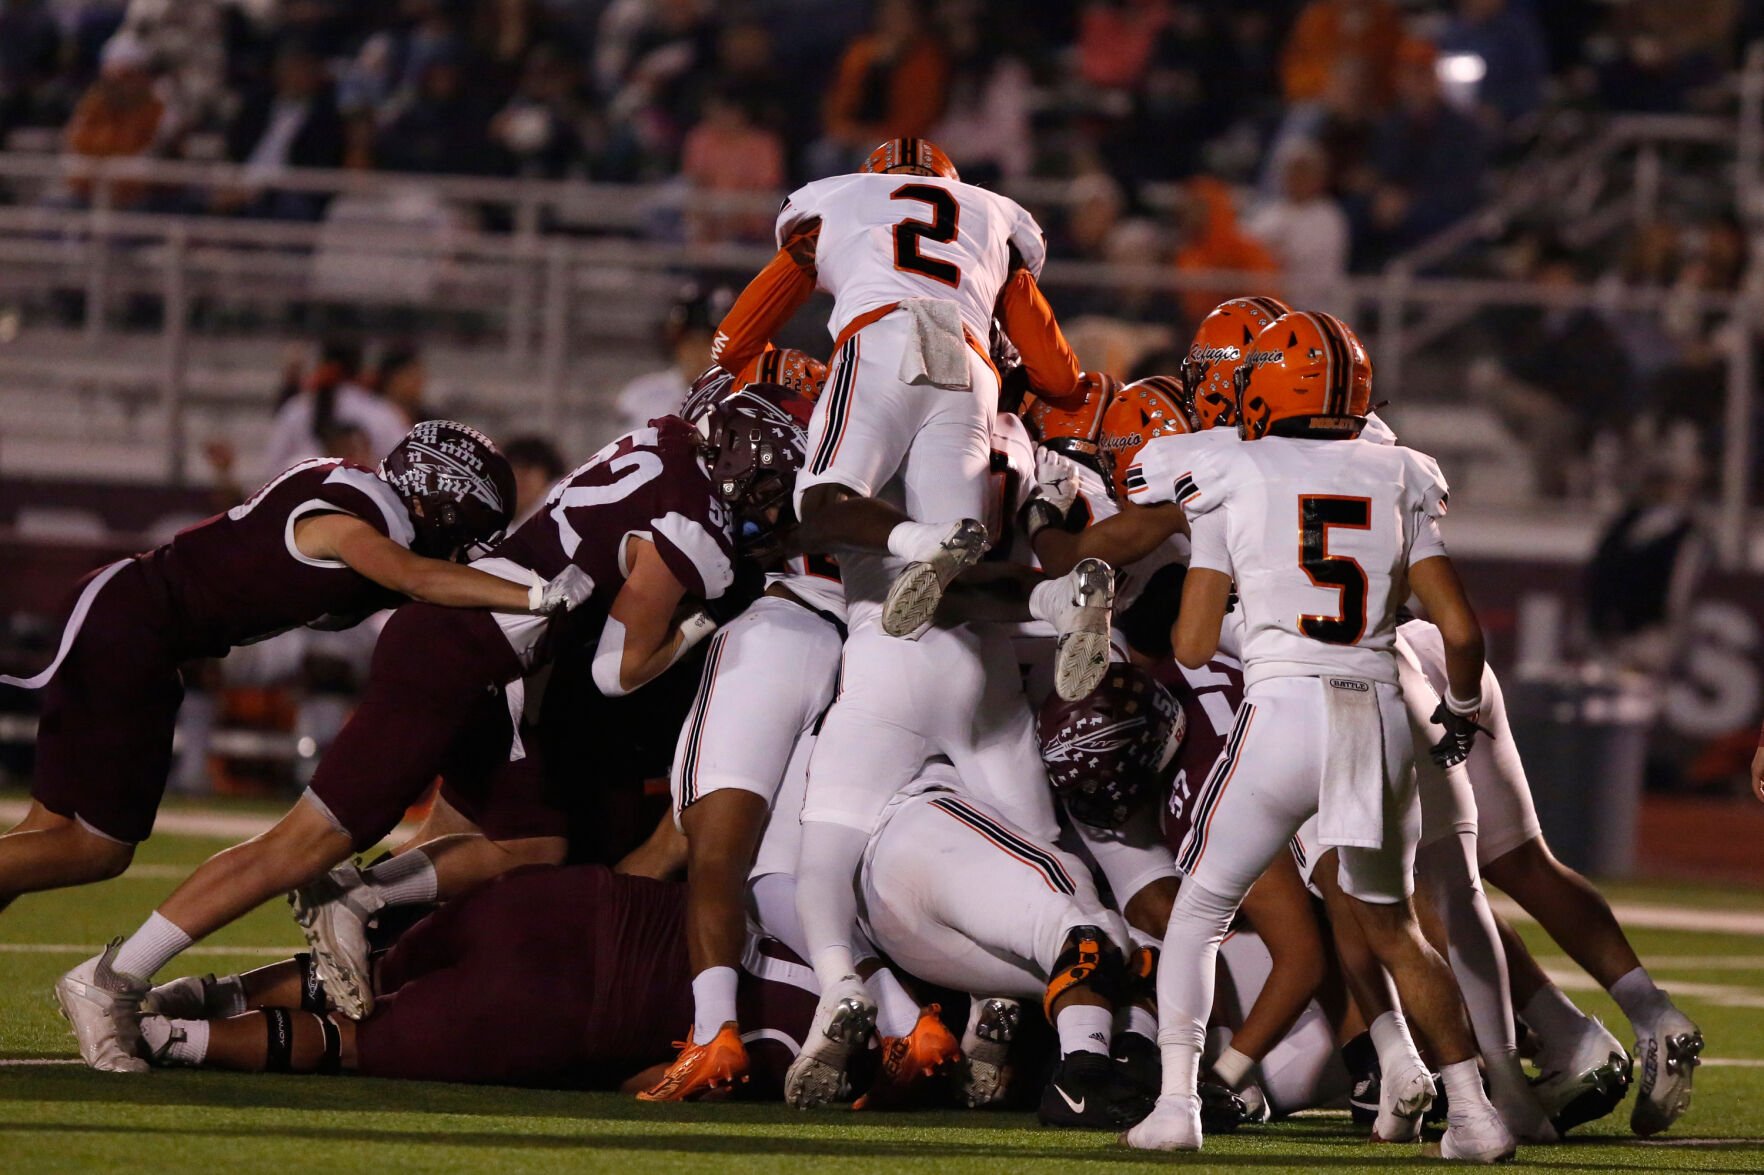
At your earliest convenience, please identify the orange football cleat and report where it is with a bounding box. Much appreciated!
[854,1004,963,1110]
[636,1025,750,1102]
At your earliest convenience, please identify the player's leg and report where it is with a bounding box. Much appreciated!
[139,1006,358,1074]
[0,803,134,913]
[943,625,1062,844]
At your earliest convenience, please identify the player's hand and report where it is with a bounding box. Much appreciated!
[1075,370,1121,405]
[1035,447,1081,513]
[1428,701,1491,769]
[1751,743,1764,804]
[531,566,594,614]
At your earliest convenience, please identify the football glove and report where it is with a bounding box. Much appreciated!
[1034,446,1081,513]
[1428,701,1492,769]
[530,565,594,614]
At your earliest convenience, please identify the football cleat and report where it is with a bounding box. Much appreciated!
[855,1004,962,1110]
[1233,1079,1271,1125]
[1113,1031,1161,1101]
[1631,1006,1703,1137]
[1040,1050,1155,1130]
[135,1014,190,1067]
[288,861,382,1020]
[1051,558,1116,702]
[1372,1058,1436,1143]
[636,1024,750,1102]
[1120,1092,1204,1151]
[1531,1015,1632,1134]
[1487,1057,1557,1144]
[1438,1099,1519,1163]
[142,974,220,1020]
[880,519,988,638]
[1198,1078,1250,1132]
[54,939,149,1074]
[784,976,876,1109]
[961,996,1020,1108]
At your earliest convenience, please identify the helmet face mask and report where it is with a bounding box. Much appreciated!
[1234,311,1373,442]
[380,420,516,561]
[1037,663,1187,829]
[703,384,810,561]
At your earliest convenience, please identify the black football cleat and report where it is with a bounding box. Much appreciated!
[1039,1050,1154,1129]
[1112,1031,1161,1101]
[1343,1030,1380,1125]
[1198,1078,1249,1133]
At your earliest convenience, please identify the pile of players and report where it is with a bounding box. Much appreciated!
[0,138,1704,1161]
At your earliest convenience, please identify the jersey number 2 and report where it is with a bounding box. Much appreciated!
[1298,495,1371,645]
[891,184,961,287]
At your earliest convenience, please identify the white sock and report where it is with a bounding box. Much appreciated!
[1441,1057,1494,1120]
[886,520,950,562]
[865,966,922,1039]
[1123,1005,1158,1041]
[1520,982,1589,1050]
[365,851,438,908]
[169,1018,209,1065]
[112,912,194,980]
[1369,1009,1427,1077]
[1027,577,1067,625]
[1609,966,1669,1026]
[690,966,738,1040]
[1159,1038,1202,1100]
[1056,1002,1113,1057]
[1212,1044,1255,1091]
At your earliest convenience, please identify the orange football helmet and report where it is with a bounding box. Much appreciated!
[740,346,828,402]
[1182,296,1290,430]
[1234,311,1373,441]
[1097,375,1191,500]
[859,138,959,181]
[1021,375,1115,463]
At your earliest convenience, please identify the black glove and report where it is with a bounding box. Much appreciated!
[1428,701,1492,769]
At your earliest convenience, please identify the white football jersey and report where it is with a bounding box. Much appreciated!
[777,173,1048,344]
[1129,433,1449,687]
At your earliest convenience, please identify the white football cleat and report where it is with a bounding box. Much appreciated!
[880,519,988,638]
[784,975,876,1109]
[55,939,149,1074]
[289,861,382,1020]
[1531,1014,1631,1133]
[1487,1055,1557,1143]
[1051,557,1115,702]
[1438,1099,1518,1163]
[1120,1093,1203,1151]
[1631,1005,1703,1137]
[136,1015,192,1067]
[960,996,1020,1108]
[142,974,217,1020]
[1372,1060,1436,1142]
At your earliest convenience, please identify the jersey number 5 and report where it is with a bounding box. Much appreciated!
[891,184,961,287]
[1298,495,1371,644]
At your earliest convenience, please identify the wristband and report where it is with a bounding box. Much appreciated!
[1444,686,1482,718]
[1023,499,1065,541]
[527,582,545,612]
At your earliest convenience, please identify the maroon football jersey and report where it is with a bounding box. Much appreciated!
[146,459,412,658]
[1154,653,1246,859]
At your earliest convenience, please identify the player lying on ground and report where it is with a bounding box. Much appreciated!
[57,400,799,1073]
[0,421,590,915]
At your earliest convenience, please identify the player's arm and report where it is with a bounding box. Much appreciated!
[1037,500,1188,577]
[297,513,560,612]
[996,265,1083,402]
[710,218,820,377]
[1230,854,1327,1063]
[1408,552,1489,766]
[1172,567,1231,670]
[592,536,714,697]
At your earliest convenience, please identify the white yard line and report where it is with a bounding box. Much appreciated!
[1543,967,1764,1009]
[0,943,295,957]
[1490,894,1764,937]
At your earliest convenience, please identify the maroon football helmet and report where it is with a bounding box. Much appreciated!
[1037,662,1187,829]
[703,383,810,558]
[379,420,517,560]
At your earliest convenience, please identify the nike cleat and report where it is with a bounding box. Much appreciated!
[1113,1031,1161,1101]
[1438,1099,1519,1163]
[1532,1015,1632,1135]
[1051,557,1115,701]
[856,1003,962,1110]
[1631,1006,1703,1137]
[1040,1050,1155,1130]
[1120,1092,1203,1151]
[55,939,149,1074]
[289,861,381,1020]
[961,996,1019,1108]
[636,1024,750,1102]
[784,977,876,1109]
[881,519,988,638]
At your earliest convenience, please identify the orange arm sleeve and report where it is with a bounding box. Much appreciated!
[711,221,820,376]
[997,269,1081,403]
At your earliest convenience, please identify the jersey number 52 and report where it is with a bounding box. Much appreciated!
[891,184,961,287]
[1298,495,1370,645]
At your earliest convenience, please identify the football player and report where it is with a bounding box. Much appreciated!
[133,864,816,1094]
[57,399,796,1073]
[0,421,585,916]
[1121,311,1515,1161]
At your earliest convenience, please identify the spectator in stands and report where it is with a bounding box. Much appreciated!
[1051,170,1127,262]
[817,0,949,175]
[595,0,717,170]
[262,338,410,476]
[503,434,569,526]
[1105,1,1232,181]
[61,33,166,210]
[0,0,60,143]
[489,42,589,179]
[928,5,1033,183]
[1651,213,1749,435]
[375,46,506,176]
[372,343,430,425]
[1279,0,1402,111]
[613,282,728,434]
[681,85,785,242]
[1076,0,1169,92]
[214,41,346,220]
[1244,138,1351,317]
[1355,38,1486,266]
[1597,0,1737,114]
[1171,175,1279,326]
[1436,0,1550,131]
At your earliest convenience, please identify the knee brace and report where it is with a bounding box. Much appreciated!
[293,953,330,1014]
[1042,924,1125,1020]
[1123,943,1159,1008]
[262,1007,343,1075]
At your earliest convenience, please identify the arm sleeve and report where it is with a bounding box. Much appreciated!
[711,231,819,377]
[1185,510,1231,576]
[996,269,1080,400]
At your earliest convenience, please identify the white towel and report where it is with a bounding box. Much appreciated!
[895,298,971,390]
[1317,676,1387,849]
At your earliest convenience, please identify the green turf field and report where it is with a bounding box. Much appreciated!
[3,824,1762,1173]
